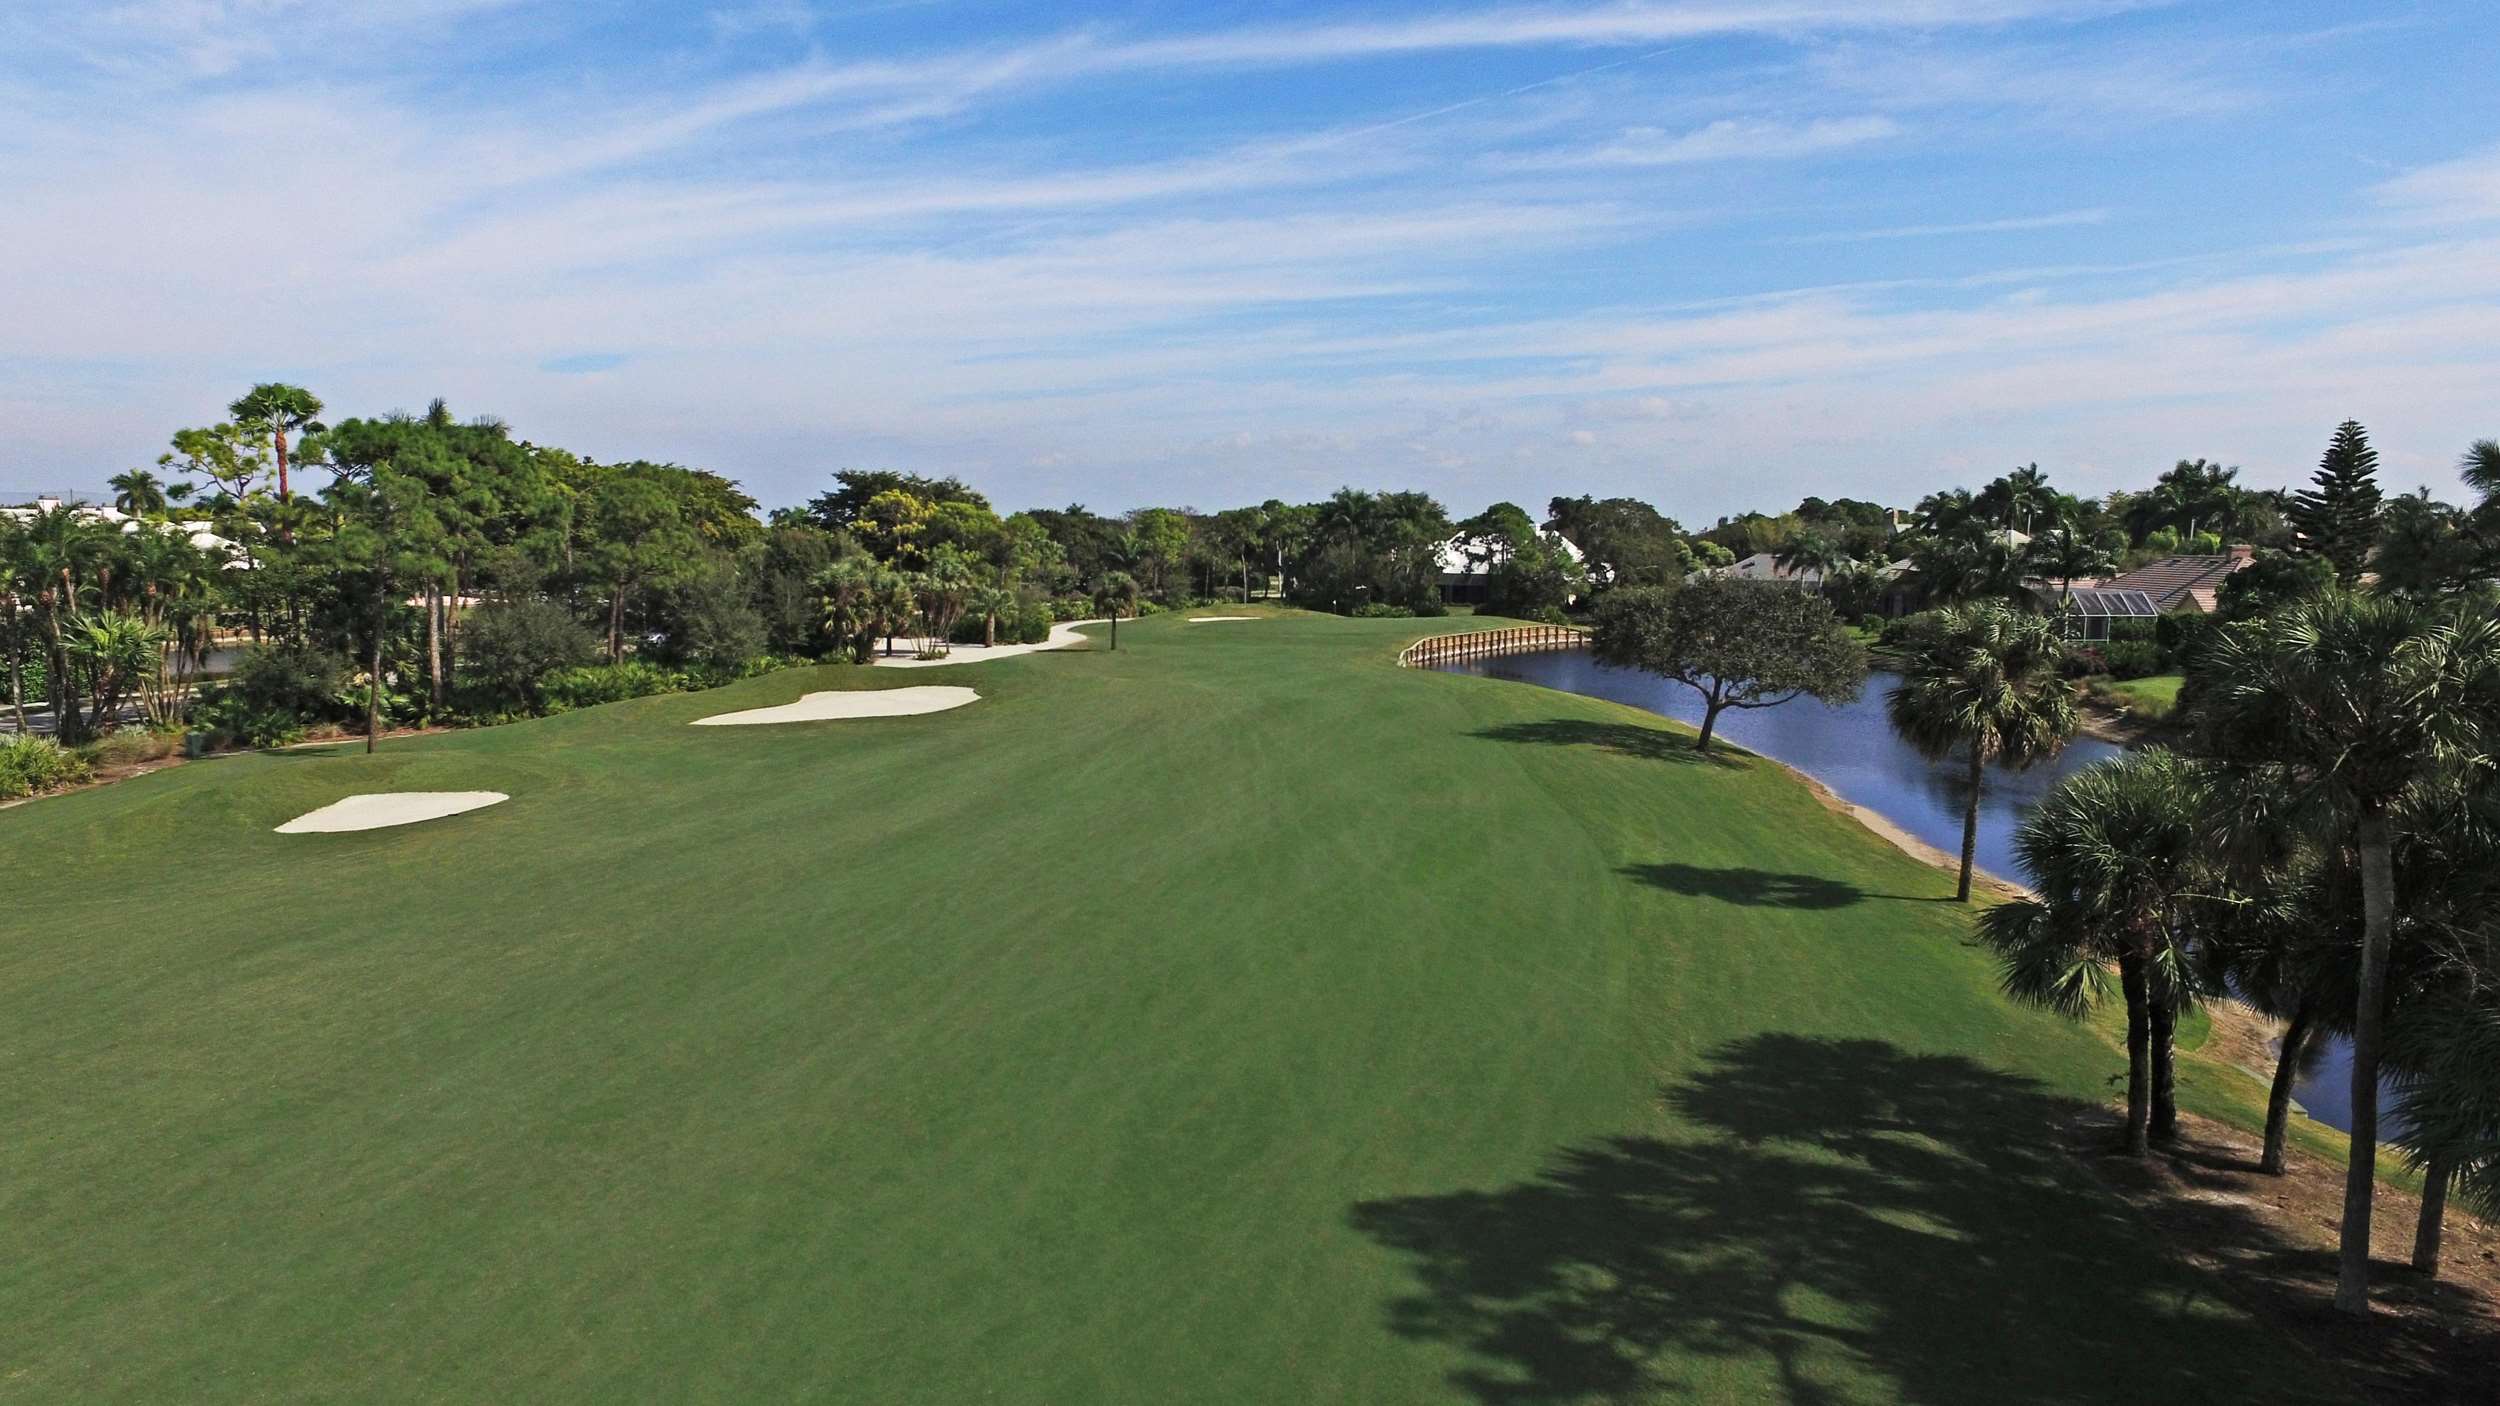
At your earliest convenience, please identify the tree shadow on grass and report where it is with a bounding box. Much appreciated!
[1473,718,1739,768]
[1616,862,1950,909]
[1351,1035,2349,1405]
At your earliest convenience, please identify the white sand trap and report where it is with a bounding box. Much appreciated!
[276,791,508,834]
[1188,615,1256,622]
[872,619,1104,668]
[693,685,979,726]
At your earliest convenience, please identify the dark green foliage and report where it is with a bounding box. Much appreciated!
[657,558,768,671]
[455,597,598,711]
[223,643,353,721]
[2287,421,2384,585]
[2102,640,2162,680]
[1544,494,1693,588]
[2215,549,2336,623]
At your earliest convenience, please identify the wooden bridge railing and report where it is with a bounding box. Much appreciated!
[1398,623,1588,668]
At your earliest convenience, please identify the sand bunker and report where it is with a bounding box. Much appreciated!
[693,685,979,726]
[872,619,1103,668]
[276,791,509,834]
[1188,615,1257,622]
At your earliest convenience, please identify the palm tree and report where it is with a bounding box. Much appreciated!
[2026,522,2114,606]
[1978,749,2206,1153]
[1772,533,1849,584]
[1887,601,2079,902]
[2386,925,2500,1280]
[820,557,883,663]
[1093,571,1140,650]
[969,583,1016,648]
[2462,439,2500,505]
[229,383,324,503]
[2198,591,2500,1313]
[109,469,168,518]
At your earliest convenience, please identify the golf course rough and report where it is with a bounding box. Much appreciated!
[0,613,2346,1403]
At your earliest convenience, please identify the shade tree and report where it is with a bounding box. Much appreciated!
[1587,578,1867,755]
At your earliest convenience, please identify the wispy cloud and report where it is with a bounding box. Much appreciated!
[1504,114,1900,168]
[1779,207,2110,244]
[2371,142,2500,226]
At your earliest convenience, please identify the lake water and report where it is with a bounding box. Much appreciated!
[1434,646,2378,1134]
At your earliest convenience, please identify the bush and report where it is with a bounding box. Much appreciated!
[2061,645,2107,678]
[189,692,308,749]
[1879,611,1941,649]
[1350,603,1416,618]
[2102,639,2163,680]
[0,734,91,799]
[81,727,182,769]
[456,599,598,712]
[225,644,352,721]
[537,661,687,712]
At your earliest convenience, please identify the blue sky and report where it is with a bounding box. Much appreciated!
[4,1,2497,521]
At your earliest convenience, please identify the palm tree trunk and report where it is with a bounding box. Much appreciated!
[2120,952,2151,1155]
[425,584,444,712]
[2336,804,2397,1314]
[608,582,626,662]
[2148,972,2179,1144]
[2413,1155,2453,1278]
[1956,743,1984,902]
[2262,999,2313,1175]
[366,589,386,755]
[1109,613,1119,651]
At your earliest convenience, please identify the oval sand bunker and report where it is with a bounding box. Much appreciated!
[277,791,509,834]
[693,685,979,726]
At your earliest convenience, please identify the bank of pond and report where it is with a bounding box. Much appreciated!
[1432,647,2382,1135]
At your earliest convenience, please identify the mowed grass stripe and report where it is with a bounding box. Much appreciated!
[1,613,2339,1402]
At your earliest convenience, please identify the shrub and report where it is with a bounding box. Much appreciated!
[2102,639,2162,680]
[1879,611,1941,649]
[0,735,91,799]
[81,727,183,769]
[456,599,598,713]
[225,644,352,721]
[537,661,687,712]
[189,692,308,749]
[1350,603,1416,618]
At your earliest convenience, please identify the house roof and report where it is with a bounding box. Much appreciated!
[2059,587,2160,619]
[2100,550,2254,613]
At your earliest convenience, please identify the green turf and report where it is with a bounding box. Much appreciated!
[2105,672,2184,718]
[2,613,2349,1403]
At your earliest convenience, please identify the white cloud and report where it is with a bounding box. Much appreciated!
[1779,208,2110,244]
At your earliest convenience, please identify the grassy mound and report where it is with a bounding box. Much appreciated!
[1,613,2338,1401]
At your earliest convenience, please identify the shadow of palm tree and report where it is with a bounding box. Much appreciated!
[1351,1035,2350,1405]
[1473,718,1739,767]
[1618,862,1954,908]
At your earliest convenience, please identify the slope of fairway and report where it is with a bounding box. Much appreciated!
[2,614,2342,1403]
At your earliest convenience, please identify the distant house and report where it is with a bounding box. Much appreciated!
[2050,587,2161,642]
[2097,547,2256,616]
[0,495,246,566]
[1721,551,1826,586]
[1438,531,1587,605]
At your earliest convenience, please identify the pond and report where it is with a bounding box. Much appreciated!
[1434,646,2381,1134]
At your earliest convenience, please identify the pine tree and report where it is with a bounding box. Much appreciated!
[2288,420,2384,584]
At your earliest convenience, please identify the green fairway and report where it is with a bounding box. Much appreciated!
[2104,672,2184,719]
[4,614,2342,1403]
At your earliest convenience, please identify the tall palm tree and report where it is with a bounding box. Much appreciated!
[108,469,168,518]
[1887,601,2079,901]
[2198,590,2500,1313]
[2462,439,2500,505]
[2026,522,2114,607]
[1978,749,2206,1153]
[229,383,324,503]
[1772,533,1849,583]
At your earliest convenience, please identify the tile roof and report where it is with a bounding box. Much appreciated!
[2100,551,2254,613]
